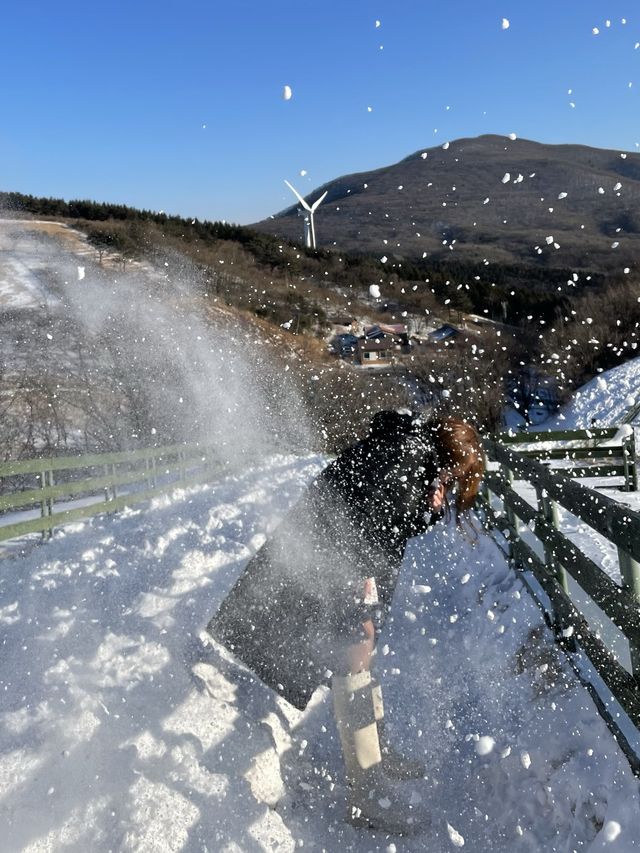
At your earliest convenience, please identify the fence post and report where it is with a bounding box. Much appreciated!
[622,435,632,493]
[630,429,639,492]
[536,485,573,642]
[40,470,47,533]
[40,470,54,539]
[500,463,517,532]
[46,470,54,520]
[48,470,55,539]
[103,464,111,502]
[618,548,640,678]
[479,482,492,527]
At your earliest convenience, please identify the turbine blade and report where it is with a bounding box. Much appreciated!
[310,190,328,212]
[284,180,311,211]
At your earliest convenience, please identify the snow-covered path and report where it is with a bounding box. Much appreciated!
[0,456,638,852]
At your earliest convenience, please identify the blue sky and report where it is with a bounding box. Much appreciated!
[1,1,638,224]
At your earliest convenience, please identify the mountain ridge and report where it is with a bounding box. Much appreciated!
[253,134,640,271]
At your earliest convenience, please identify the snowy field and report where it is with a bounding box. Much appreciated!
[0,219,170,322]
[0,220,93,312]
[1,455,638,852]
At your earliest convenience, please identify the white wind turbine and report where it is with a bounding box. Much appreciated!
[284,180,328,250]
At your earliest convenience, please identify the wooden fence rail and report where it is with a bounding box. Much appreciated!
[481,437,640,773]
[0,443,221,543]
[495,426,638,490]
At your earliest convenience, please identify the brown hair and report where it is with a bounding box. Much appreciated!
[428,417,485,520]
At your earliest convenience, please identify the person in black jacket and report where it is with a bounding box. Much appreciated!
[208,410,484,833]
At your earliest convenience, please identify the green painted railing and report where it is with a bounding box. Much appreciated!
[481,436,640,774]
[0,443,221,543]
[496,426,638,491]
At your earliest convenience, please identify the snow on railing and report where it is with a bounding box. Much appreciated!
[495,426,638,491]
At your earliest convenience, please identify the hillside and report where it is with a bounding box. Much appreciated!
[1,193,638,452]
[254,134,640,272]
[541,355,640,430]
[0,219,412,460]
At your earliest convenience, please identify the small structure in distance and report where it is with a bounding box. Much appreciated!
[358,323,409,367]
[284,180,328,250]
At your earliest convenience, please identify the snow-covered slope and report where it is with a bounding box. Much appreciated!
[544,356,640,430]
[0,456,638,852]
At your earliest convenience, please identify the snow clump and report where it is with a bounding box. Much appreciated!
[603,821,621,841]
[447,823,465,846]
[476,736,496,756]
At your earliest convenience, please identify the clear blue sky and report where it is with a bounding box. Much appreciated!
[1,0,638,224]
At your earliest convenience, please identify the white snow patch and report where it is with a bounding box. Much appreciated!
[447,822,465,846]
[1,454,639,851]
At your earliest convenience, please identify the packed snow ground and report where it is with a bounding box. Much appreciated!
[1,455,638,852]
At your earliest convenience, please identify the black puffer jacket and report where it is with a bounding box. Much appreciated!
[208,411,441,709]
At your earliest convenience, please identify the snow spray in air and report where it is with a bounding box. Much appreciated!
[0,218,312,465]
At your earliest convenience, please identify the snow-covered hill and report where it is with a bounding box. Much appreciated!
[1,456,638,852]
[543,356,640,430]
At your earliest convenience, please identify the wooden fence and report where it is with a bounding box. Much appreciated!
[496,426,638,491]
[3,433,639,768]
[0,443,221,543]
[481,436,640,773]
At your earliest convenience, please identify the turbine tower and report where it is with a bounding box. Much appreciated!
[284,180,328,250]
